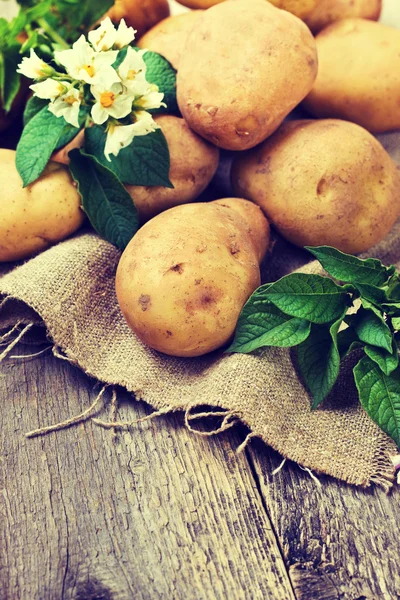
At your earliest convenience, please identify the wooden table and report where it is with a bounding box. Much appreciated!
[1,341,399,600]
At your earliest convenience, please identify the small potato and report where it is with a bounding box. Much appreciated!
[116,198,270,357]
[175,0,319,19]
[303,19,400,133]
[0,149,85,262]
[232,119,400,255]
[106,0,170,38]
[126,115,220,222]
[305,0,381,33]
[177,0,317,151]
[137,11,203,70]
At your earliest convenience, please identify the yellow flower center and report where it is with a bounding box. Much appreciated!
[127,69,138,80]
[82,64,95,78]
[64,95,78,105]
[100,91,115,108]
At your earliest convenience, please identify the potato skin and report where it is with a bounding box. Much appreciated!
[116,199,270,357]
[106,0,170,38]
[177,0,317,151]
[126,115,220,223]
[303,19,400,133]
[305,0,381,33]
[0,149,85,262]
[175,0,319,18]
[137,11,203,70]
[232,119,400,255]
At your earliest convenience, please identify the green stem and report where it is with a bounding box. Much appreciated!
[37,17,69,49]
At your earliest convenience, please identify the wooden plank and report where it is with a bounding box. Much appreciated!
[0,343,295,600]
[248,441,400,600]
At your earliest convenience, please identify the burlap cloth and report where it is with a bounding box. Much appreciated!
[1,171,400,489]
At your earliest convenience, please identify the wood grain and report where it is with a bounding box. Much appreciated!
[248,441,400,600]
[0,344,294,600]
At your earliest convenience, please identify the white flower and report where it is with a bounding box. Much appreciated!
[134,86,166,111]
[48,87,81,128]
[114,19,136,49]
[117,46,148,93]
[88,17,136,51]
[88,17,117,52]
[17,49,54,80]
[30,79,70,100]
[91,79,133,125]
[104,111,159,161]
[55,35,119,84]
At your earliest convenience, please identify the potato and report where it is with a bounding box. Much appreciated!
[125,115,219,222]
[266,0,321,19]
[305,0,381,33]
[136,11,203,70]
[303,19,400,133]
[116,198,270,357]
[0,150,85,262]
[232,119,400,255]
[177,0,317,151]
[175,0,319,19]
[106,0,170,38]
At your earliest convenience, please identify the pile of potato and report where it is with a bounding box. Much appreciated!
[2,0,400,357]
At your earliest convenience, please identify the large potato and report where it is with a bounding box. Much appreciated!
[232,119,400,255]
[0,149,85,262]
[126,115,220,222]
[106,0,170,38]
[116,198,270,357]
[137,11,203,70]
[175,0,320,19]
[303,19,400,133]
[177,0,317,151]
[305,0,381,33]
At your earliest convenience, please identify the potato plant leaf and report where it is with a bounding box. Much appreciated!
[113,47,178,115]
[227,297,311,353]
[354,356,400,446]
[306,246,393,286]
[263,273,352,324]
[16,105,67,186]
[69,149,139,250]
[297,314,344,408]
[392,317,400,331]
[364,344,399,377]
[0,45,21,112]
[353,304,392,353]
[85,125,173,187]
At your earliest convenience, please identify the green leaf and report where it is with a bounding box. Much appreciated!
[386,275,400,302]
[69,149,139,250]
[0,45,21,112]
[364,344,399,376]
[24,98,87,150]
[354,283,388,306]
[337,326,363,358]
[354,356,400,446]
[85,125,173,187]
[227,297,311,353]
[297,314,344,408]
[23,95,47,125]
[16,105,66,186]
[81,0,114,28]
[263,273,352,324]
[353,305,393,353]
[382,302,400,317]
[392,317,400,331]
[306,246,393,286]
[114,47,178,114]
[140,49,178,115]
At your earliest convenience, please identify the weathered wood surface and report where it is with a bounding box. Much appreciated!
[0,344,294,600]
[1,344,400,600]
